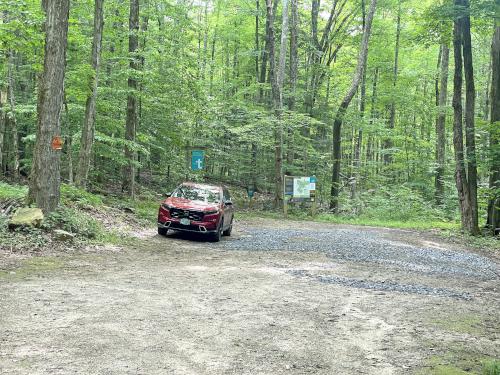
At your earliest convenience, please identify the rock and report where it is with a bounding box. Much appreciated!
[8,207,44,229]
[53,229,75,241]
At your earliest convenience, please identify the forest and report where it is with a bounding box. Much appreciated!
[0,0,499,236]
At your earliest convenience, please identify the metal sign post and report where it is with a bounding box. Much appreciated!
[247,185,255,209]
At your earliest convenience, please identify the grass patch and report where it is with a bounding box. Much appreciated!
[0,256,64,280]
[316,214,459,230]
[243,209,459,230]
[482,360,500,375]
[131,198,160,223]
[0,182,27,200]
[417,349,500,375]
[423,364,471,375]
[438,230,500,251]
[431,314,485,335]
[61,184,103,208]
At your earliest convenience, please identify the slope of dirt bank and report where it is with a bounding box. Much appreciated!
[0,219,498,374]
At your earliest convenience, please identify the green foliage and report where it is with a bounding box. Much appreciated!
[1,0,496,237]
[42,206,101,239]
[60,184,103,208]
[0,182,27,200]
[337,185,457,222]
[0,215,49,250]
[483,360,500,375]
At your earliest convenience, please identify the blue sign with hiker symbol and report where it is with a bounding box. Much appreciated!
[191,150,205,171]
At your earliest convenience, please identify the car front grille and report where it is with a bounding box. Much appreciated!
[170,208,204,221]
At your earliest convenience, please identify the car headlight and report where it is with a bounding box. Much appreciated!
[204,209,219,215]
[161,203,173,211]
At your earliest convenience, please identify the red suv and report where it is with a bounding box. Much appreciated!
[157,182,235,242]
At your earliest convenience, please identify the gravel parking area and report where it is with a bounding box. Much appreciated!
[1,218,499,374]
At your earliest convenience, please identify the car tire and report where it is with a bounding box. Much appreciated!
[158,227,168,236]
[223,218,233,236]
[211,219,223,242]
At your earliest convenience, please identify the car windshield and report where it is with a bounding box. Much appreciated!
[172,185,221,203]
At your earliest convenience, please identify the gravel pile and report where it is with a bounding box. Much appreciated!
[219,228,499,280]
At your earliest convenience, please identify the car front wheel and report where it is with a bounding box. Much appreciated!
[211,219,223,242]
[223,217,233,236]
[158,227,168,236]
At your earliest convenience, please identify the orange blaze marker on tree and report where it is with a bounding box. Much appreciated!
[51,136,64,151]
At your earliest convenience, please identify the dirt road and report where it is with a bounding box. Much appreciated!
[1,219,499,374]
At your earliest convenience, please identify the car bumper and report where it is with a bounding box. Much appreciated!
[158,220,218,234]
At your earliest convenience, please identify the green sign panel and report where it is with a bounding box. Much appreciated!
[284,176,316,202]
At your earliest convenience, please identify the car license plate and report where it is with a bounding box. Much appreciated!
[180,218,190,225]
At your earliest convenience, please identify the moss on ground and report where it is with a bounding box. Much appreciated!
[0,256,64,280]
[430,314,485,335]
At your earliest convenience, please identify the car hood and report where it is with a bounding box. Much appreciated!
[164,197,219,212]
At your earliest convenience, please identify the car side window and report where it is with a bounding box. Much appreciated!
[223,188,231,202]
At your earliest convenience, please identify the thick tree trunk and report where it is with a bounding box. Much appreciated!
[461,0,479,234]
[452,0,479,235]
[330,0,377,211]
[76,0,104,188]
[487,25,500,234]
[28,0,70,214]
[452,20,469,231]
[123,0,139,198]
[383,0,401,165]
[435,44,449,205]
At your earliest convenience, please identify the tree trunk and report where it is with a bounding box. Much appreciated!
[75,0,104,188]
[487,24,500,234]
[435,44,449,205]
[452,0,479,235]
[351,0,367,200]
[272,0,289,209]
[67,134,73,184]
[123,0,139,198]
[28,0,70,214]
[367,66,379,175]
[461,0,479,234]
[0,89,5,175]
[255,0,260,84]
[259,0,277,103]
[383,0,401,165]
[330,0,377,211]
[7,50,19,179]
[209,4,221,96]
[285,0,298,165]
[288,0,298,111]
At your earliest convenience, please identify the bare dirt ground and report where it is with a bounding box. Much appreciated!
[1,218,499,374]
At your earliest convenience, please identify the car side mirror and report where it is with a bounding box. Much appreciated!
[225,199,233,206]
[165,192,172,198]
